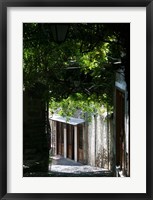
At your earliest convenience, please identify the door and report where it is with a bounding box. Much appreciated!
[67,125,74,160]
[78,124,83,163]
[56,122,61,155]
[56,122,64,156]
[116,89,125,173]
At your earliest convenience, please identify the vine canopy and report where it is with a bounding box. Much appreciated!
[23,23,130,116]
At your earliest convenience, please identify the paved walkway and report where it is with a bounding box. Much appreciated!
[48,155,113,177]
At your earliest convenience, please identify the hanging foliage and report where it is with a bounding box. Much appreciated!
[23,23,130,117]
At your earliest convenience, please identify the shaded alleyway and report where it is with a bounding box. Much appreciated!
[23,154,114,177]
[48,155,114,177]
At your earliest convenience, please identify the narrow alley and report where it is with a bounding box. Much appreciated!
[48,155,113,177]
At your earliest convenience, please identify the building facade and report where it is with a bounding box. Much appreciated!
[115,68,130,177]
[49,69,130,177]
[49,113,114,172]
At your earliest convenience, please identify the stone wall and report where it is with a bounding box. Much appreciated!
[23,86,49,174]
[87,113,114,171]
[49,112,114,172]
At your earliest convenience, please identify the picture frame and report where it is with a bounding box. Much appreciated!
[0,0,152,199]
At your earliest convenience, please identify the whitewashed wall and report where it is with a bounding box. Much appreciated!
[87,113,114,170]
[49,112,115,171]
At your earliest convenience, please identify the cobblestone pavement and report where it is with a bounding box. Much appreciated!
[23,155,114,177]
[48,155,113,177]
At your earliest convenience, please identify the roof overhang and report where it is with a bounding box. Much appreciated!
[49,114,85,126]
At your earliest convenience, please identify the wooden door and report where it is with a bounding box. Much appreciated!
[56,122,62,155]
[78,124,83,163]
[56,122,64,156]
[116,89,125,172]
[61,123,64,156]
[67,125,74,160]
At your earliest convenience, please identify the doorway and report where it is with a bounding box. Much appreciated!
[116,89,125,173]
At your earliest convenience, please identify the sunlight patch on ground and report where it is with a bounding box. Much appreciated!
[49,155,108,174]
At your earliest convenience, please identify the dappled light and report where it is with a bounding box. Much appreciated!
[23,23,130,177]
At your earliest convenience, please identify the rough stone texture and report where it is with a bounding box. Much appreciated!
[49,112,114,172]
[88,116,96,166]
[23,86,49,175]
[24,155,114,177]
[95,115,103,168]
[49,155,113,177]
[87,113,114,170]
